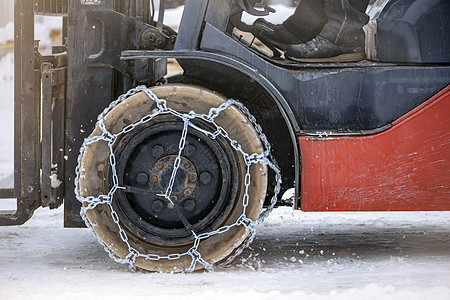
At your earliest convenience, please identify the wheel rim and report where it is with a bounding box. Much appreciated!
[77,84,269,272]
[112,116,240,247]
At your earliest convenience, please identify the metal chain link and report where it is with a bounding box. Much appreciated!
[74,85,282,273]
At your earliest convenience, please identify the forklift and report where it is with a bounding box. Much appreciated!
[1,0,449,272]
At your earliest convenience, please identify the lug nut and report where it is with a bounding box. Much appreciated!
[183,199,196,212]
[152,200,164,213]
[136,173,148,185]
[152,145,164,158]
[189,174,197,183]
[183,162,191,169]
[150,175,158,184]
[200,172,212,184]
[184,189,192,197]
[184,145,196,156]
[155,162,164,170]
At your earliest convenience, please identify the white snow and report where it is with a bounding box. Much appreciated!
[0,21,14,45]
[0,16,62,52]
[0,52,14,188]
[1,207,449,299]
[1,6,450,300]
[49,173,62,189]
[35,16,63,53]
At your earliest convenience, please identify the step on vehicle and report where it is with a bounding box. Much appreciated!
[1,0,449,272]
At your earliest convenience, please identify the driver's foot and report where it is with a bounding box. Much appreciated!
[252,18,304,51]
[285,35,365,63]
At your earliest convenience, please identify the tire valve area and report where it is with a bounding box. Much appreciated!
[75,84,282,273]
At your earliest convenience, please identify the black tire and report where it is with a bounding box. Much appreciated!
[78,84,267,272]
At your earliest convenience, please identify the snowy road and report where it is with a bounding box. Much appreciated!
[1,207,449,299]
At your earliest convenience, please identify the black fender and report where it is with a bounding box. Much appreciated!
[121,49,301,206]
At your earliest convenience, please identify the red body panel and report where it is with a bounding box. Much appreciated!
[299,86,450,211]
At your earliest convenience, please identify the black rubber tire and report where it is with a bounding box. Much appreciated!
[78,84,267,272]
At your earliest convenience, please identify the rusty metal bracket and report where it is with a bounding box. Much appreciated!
[40,49,67,209]
[84,10,167,84]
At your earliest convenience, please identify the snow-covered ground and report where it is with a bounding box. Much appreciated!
[1,207,449,299]
[1,5,450,300]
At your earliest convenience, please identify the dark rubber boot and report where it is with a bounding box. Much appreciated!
[252,18,305,51]
[285,35,365,63]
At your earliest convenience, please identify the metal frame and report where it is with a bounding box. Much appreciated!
[0,0,40,225]
[40,51,67,208]
[0,0,68,226]
[63,0,168,227]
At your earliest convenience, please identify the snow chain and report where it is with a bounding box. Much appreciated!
[74,85,282,272]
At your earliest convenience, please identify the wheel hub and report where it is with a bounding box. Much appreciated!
[148,155,197,204]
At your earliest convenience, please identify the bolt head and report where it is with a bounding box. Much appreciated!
[184,145,196,156]
[200,172,212,184]
[152,200,164,213]
[169,195,178,205]
[184,189,192,197]
[189,174,197,183]
[183,199,196,212]
[152,145,164,158]
[136,173,149,185]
